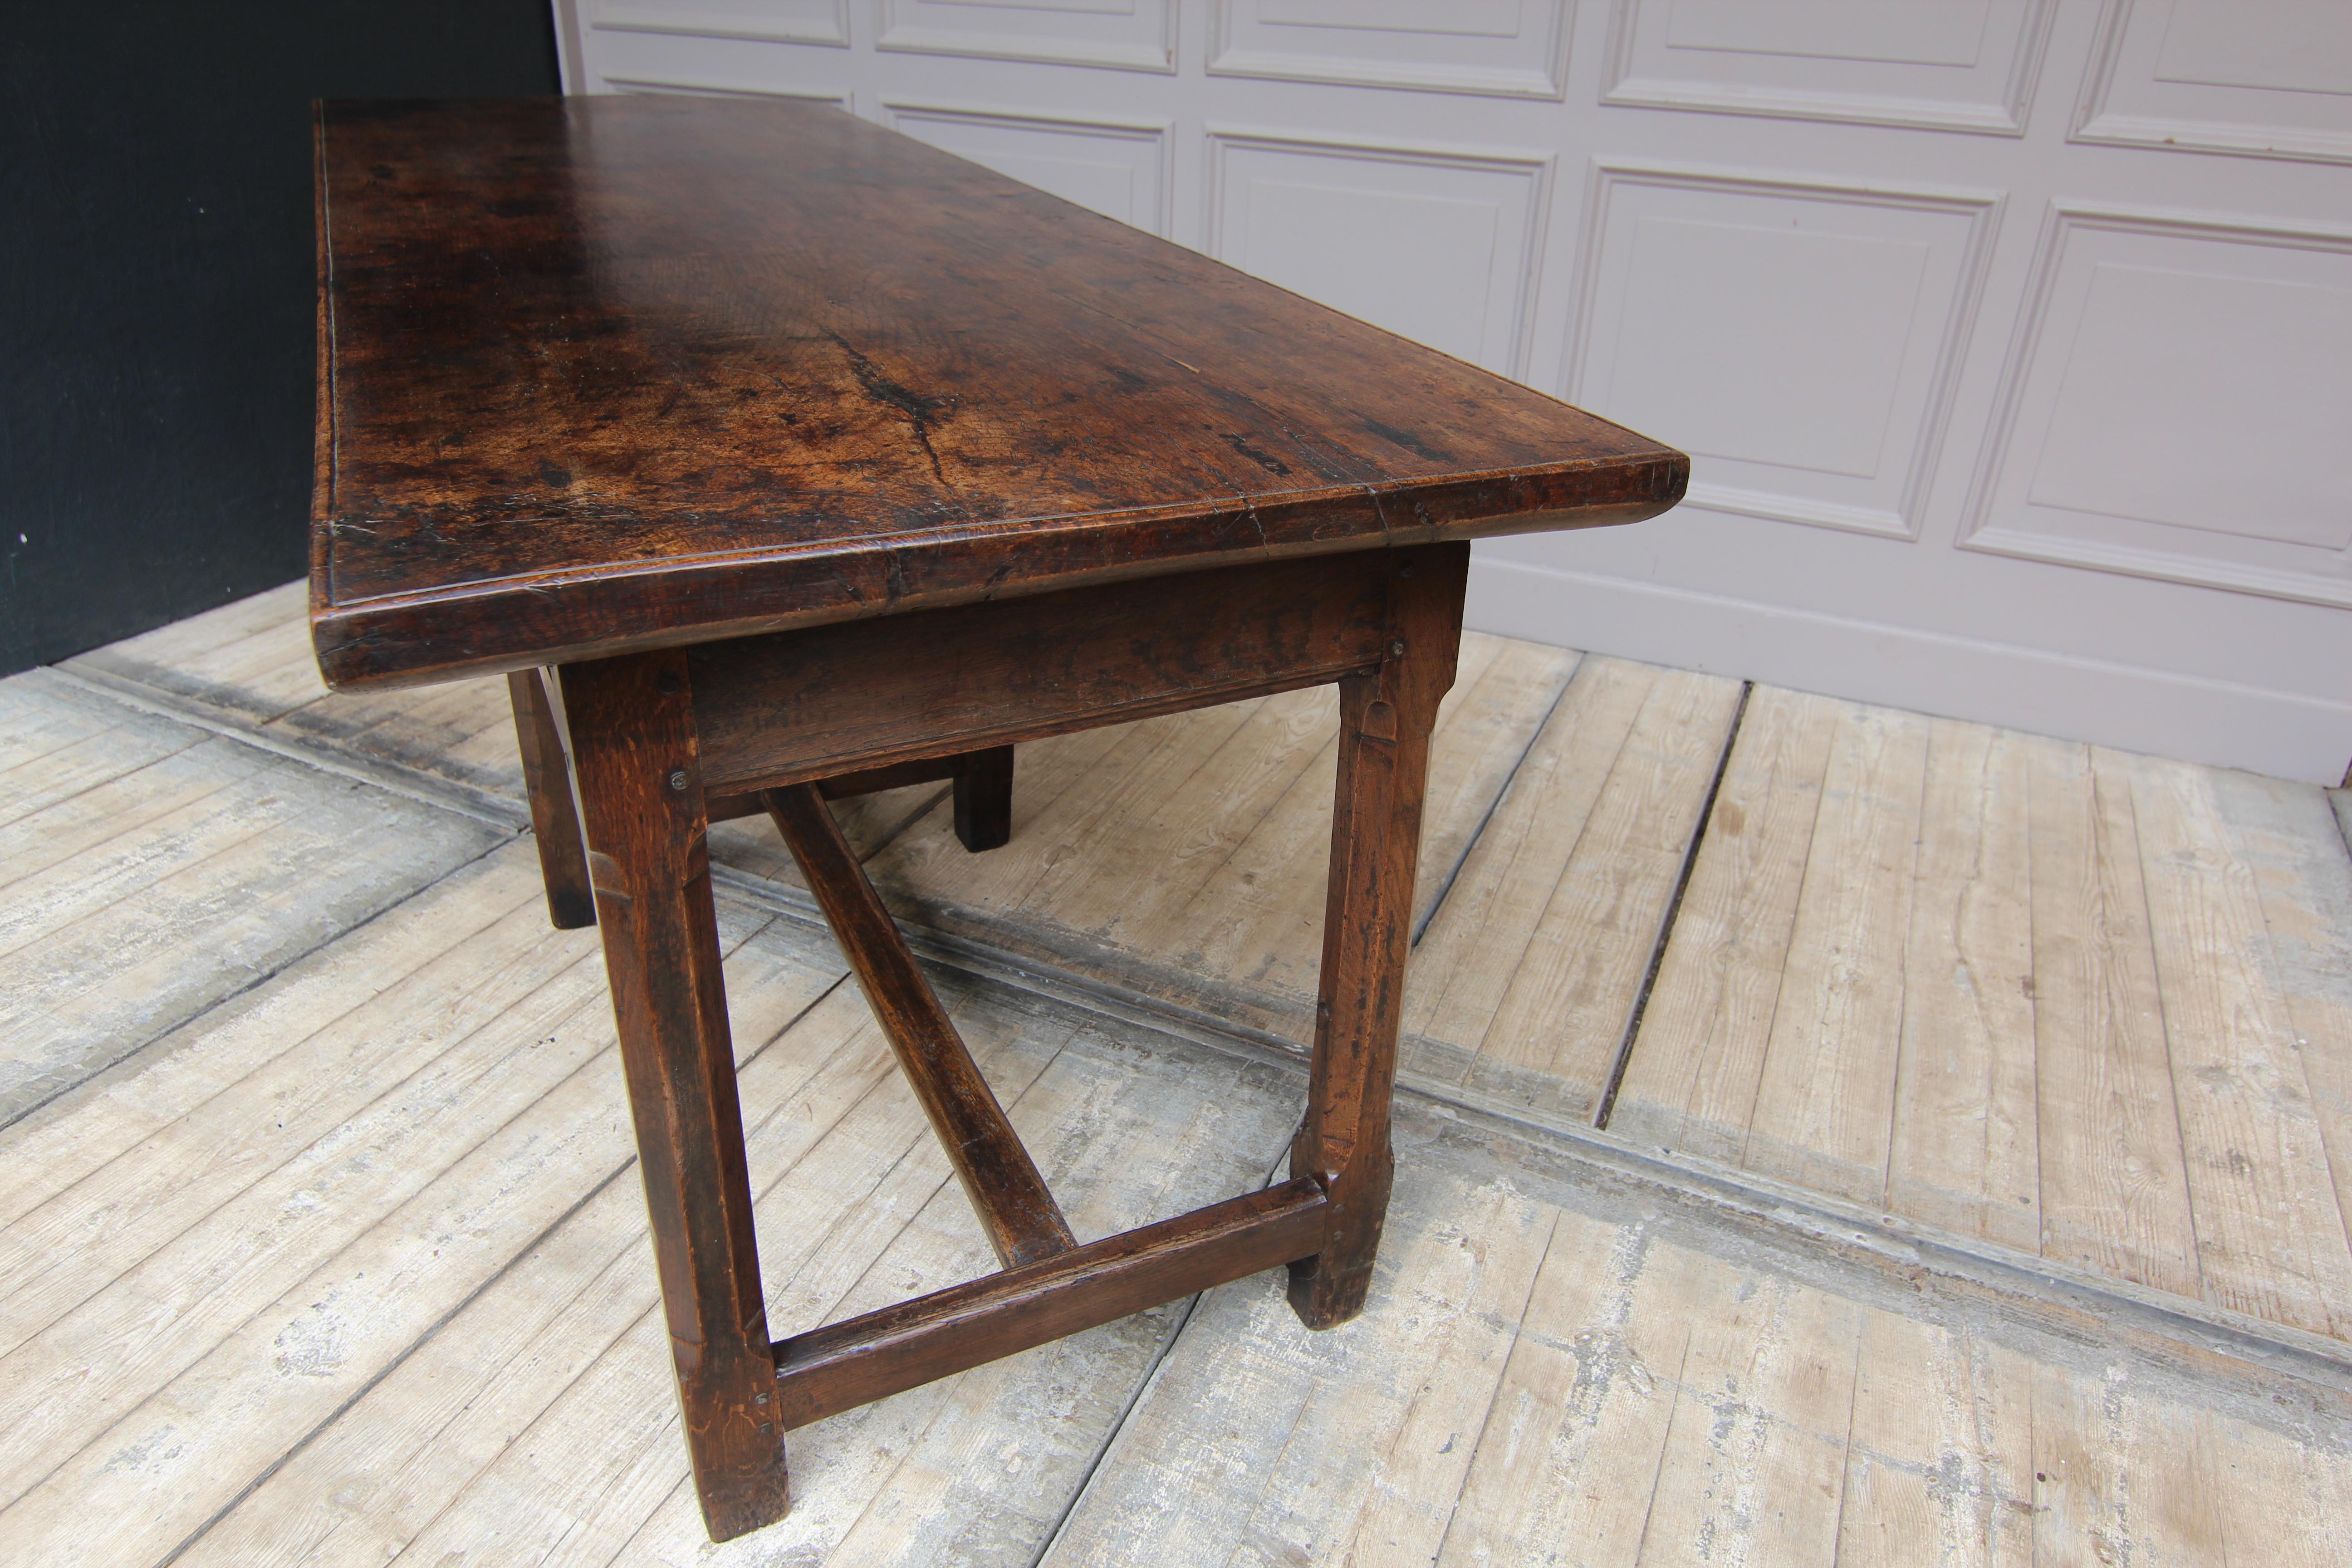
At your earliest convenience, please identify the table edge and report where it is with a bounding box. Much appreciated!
[309,456,1685,690]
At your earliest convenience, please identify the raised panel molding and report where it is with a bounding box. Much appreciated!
[1603,0,2059,135]
[1565,161,2001,543]
[877,0,1177,74]
[882,101,1172,235]
[2073,0,2352,164]
[599,74,853,109]
[1203,128,1552,378]
[586,0,848,46]
[1961,204,2352,608]
[1207,0,1572,101]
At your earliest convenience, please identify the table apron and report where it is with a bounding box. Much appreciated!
[685,548,1413,796]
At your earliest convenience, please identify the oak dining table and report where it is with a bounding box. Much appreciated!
[309,93,1685,1542]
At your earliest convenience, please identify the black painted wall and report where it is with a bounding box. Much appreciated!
[1,1,560,676]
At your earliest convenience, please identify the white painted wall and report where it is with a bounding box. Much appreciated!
[549,0,2352,784]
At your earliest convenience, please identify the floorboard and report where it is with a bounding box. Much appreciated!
[1885,719,2039,1254]
[2026,735,2203,1303]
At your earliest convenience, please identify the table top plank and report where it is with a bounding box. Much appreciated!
[313,97,1683,689]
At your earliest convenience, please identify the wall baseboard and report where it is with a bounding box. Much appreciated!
[1468,555,2352,786]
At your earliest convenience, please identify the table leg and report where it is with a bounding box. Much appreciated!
[506,668,597,929]
[561,650,789,1540]
[952,745,1015,853]
[1289,544,1464,1328]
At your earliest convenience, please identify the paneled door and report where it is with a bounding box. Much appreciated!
[550,0,2352,782]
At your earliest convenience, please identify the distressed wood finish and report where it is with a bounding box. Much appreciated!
[773,1178,1328,1430]
[1290,544,1465,1324]
[309,96,1682,691]
[765,782,1073,1269]
[558,651,788,1539]
[687,550,1393,794]
[311,94,1686,1543]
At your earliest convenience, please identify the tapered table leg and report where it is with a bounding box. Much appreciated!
[1289,543,1465,1328]
[561,650,789,1540]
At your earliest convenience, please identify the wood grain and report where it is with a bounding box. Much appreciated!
[168,974,1302,1567]
[507,668,596,929]
[1287,544,1465,1325]
[2200,768,2352,1316]
[1836,1309,2037,1567]
[1041,1150,1564,1567]
[1403,657,1654,1091]
[0,845,539,1236]
[0,851,594,1368]
[562,649,790,1539]
[67,581,951,903]
[774,1179,1324,1429]
[68,582,324,724]
[1631,1252,1864,1567]
[1885,719,2040,1253]
[0,882,840,1563]
[1617,699,2251,1322]
[74,593,1602,1124]
[1739,702,1929,1202]
[2029,1361,2225,1566]
[69,588,2352,1355]
[2027,741,2200,1300]
[1436,1215,1695,1566]
[18,602,2352,1558]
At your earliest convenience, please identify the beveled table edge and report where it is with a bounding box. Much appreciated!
[308,455,1686,691]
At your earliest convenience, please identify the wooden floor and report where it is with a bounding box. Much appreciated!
[6,581,2350,1564]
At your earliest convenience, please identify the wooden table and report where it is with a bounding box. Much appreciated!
[311,95,1684,1542]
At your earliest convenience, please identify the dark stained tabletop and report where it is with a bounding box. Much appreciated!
[311,96,1685,689]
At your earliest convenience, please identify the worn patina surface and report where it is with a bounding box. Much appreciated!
[310,96,1681,688]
